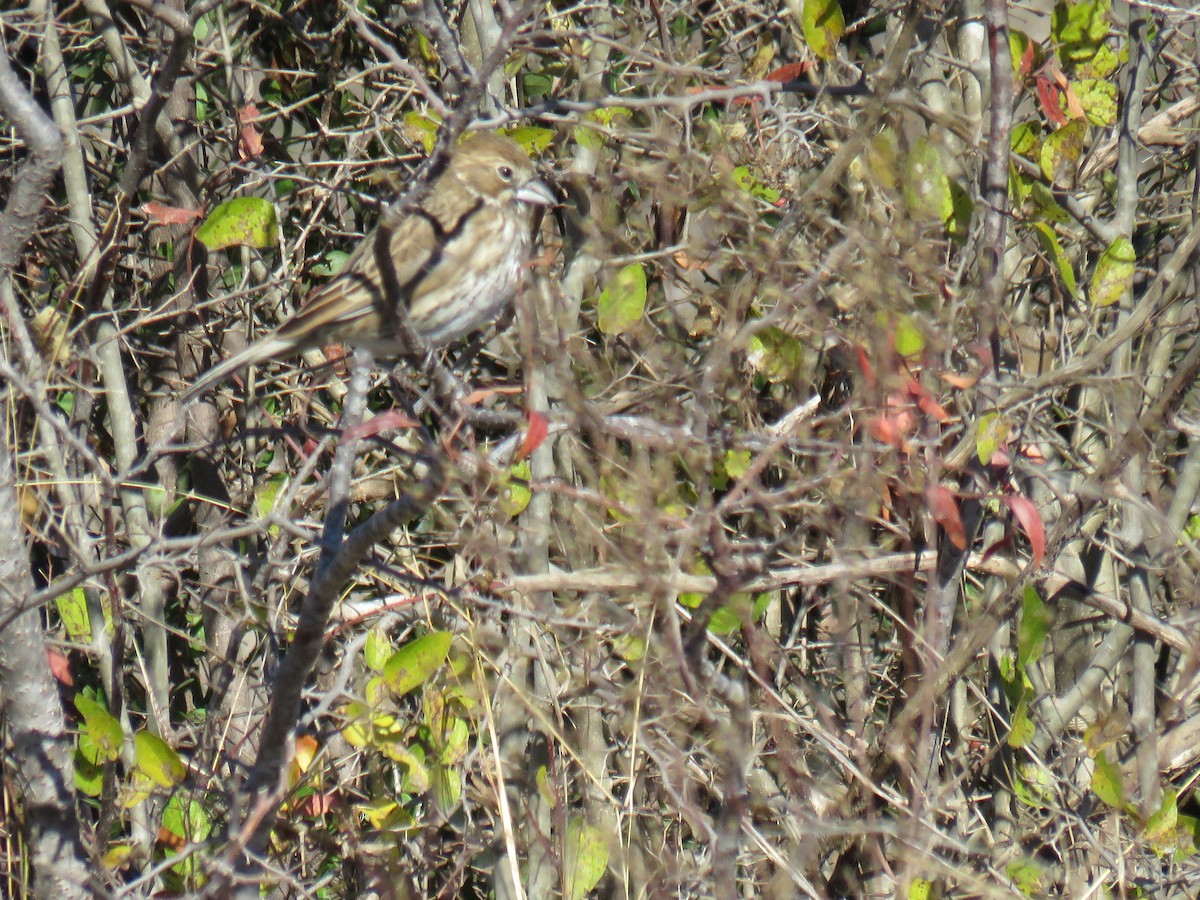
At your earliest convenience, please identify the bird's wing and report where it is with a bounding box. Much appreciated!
[277,209,440,341]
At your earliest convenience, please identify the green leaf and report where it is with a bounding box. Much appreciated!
[975,412,1009,465]
[907,878,933,900]
[431,764,462,814]
[255,473,287,519]
[311,249,351,278]
[134,730,187,788]
[731,166,782,205]
[1017,586,1051,669]
[1145,789,1180,855]
[74,750,103,797]
[1010,121,1042,159]
[597,263,647,336]
[57,587,91,642]
[75,694,123,762]
[1039,119,1087,188]
[404,111,442,154]
[383,631,452,696]
[1031,222,1078,298]
[1074,78,1118,126]
[573,107,633,151]
[1051,0,1111,64]
[161,794,212,843]
[904,138,951,223]
[195,197,278,251]
[1007,857,1049,896]
[1089,235,1135,308]
[745,327,803,383]
[393,743,432,793]
[706,592,771,635]
[195,82,210,123]
[1013,761,1054,808]
[564,817,609,900]
[1008,30,1042,78]
[522,71,553,98]
[1090,749,1125,809]
[946,178,973,243]
[507,126,555,153]
[800,0,845,61]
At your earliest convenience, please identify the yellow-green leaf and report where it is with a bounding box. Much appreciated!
[1013,761,1054,808]
[946,178,974,243]
[1031,222,1078,299]
[161,794,212,843]
[800,0,845,61]
[1018,586,1051,669]
[134,730,186,788]
[506,126,555,154]
[1007,858,1048,896]
[904,138,952,223]
[364,628,392,672]
[723,450,752,480]
[1089,235,1135,308]
[746,327,803,383]
[1039,119,1087,189]
[597,263,647,336]
[1007,697,1035,748]
[57,587,91,642]
[1010,121,1042,160]
[1051,0,1111,64]
[731,166,782,205]
[865,128,899,191]
[1146,789,1180,855]
[893,316,926,358]
[907,878,933,900]
[1073,79,1118,126]
[975,412,1010,465]
[383,631,452,696]
[195,197,278,251]
[404,111,442,153]
[564,817,609,900]
[498,460,532,517]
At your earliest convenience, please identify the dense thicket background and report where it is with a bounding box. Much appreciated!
[3,0,1200,897]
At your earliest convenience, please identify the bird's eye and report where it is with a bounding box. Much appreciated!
[497,165,515,181]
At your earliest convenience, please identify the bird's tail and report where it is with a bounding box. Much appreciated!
[180,334,294,405]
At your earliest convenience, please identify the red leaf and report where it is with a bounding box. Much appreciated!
[905,377,950,422]
[47,648,73,686]
[514,410,549,462]
[1004,494,1045,568]
[141,201,203,226]
[1019,40,1036,78]
[238,103,265,160]
[927,485,967,550]
[1037,76,1068,126]
[764,62,813,83]
[867,414,911,452]
[855,345,876,388]
[343,410,420,441]
[940,370,978,390]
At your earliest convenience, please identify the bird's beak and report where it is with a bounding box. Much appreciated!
[517,178,556,207]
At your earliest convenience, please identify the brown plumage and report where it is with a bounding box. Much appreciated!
[183,133,554,403]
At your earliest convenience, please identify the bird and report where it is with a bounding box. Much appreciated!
[182,133,555,403]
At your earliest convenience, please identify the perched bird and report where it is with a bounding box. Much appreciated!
[183,133,555,403]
